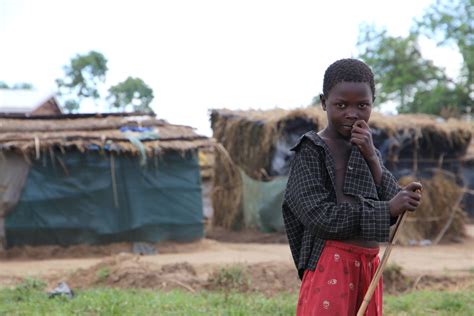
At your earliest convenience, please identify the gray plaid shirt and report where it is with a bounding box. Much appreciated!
[282,130,400,280]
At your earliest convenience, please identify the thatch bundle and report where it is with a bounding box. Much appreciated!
[211,107,472,232]
[212,143,244,229]
[397,172,468,245]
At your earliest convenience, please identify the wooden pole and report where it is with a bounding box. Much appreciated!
[356,211,408,316]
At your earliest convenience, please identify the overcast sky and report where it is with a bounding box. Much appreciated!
[0,0,463,135]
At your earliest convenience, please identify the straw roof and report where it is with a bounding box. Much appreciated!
[211,107,326,179]
[212,107,472,163]
[0,113,211,156]
[211,107,326,129]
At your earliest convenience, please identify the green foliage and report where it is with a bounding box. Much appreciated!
[406,82,470,117]
[11,82,34,90]
[56,51,108,99]
[96,266,111,282]
[56,51,155,113]
[0,82,34,90]
[208,265,251,292]
[56,51,108,113]
[310,95,320,107]
[108,77,154,113]
[16,278,47,292]
[416,0,474,100]
[63,99,80,113]
[356,1,473,116]
[10,278,47,302]
[357,25,445,110]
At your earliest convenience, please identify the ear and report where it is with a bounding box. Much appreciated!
[319,94,327,111]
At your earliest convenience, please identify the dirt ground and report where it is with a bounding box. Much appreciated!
[0,225,473,295]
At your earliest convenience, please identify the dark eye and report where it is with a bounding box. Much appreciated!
[336,103,346,109]
[358,103,369,109]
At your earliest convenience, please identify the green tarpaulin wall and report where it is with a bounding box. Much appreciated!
[5,150,204,247]
[240,170,288,233]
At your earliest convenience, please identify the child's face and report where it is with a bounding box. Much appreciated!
[320,81,373,139]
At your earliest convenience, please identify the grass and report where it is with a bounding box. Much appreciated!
[0,279,295,316]
[208,265,250,292]
[96,266,111,282]
[384,290,474,316]
[1,279,473,315]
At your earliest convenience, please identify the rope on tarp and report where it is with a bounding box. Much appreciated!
[110,153,119,208]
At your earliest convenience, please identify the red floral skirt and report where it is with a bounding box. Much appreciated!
[296,240,383,316]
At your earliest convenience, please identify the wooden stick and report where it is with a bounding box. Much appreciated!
[356,211,408,316]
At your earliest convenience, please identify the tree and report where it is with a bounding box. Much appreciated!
[0,82,34,90]
[11,83,33,90]
[56,51,108,112]
[357,25,446,112]
[63,100,80,113]
[107,77,154,113]
[406,82,469,116]
[416,0,473,110]
[355,0,474,116]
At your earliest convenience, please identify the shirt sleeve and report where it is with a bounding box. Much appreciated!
[284,140,391,242]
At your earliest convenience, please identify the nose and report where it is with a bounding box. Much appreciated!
[345,109,358,120]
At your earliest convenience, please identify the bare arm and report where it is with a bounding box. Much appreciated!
[350,120,382,185]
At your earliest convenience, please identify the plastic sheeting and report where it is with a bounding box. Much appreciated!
[462,162,474,217]
[5,150,204,247]
[0,152,30,246]
[240,169,288,232]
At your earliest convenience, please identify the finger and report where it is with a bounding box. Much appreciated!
[404,182,423,192]
[354,120,368,129]
[351,135,364,141]
[350,138,364,146]
[407,192,422,201]
[351,126,369,135]
[403,202,417,211]
[408,199,420,208]
[350,131,368,140]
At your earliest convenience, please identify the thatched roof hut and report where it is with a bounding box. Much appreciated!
[211,107,472,242]
[0,113,211,248]
[211,108,326,179]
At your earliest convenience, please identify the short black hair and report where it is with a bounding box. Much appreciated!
[322,58,375,100]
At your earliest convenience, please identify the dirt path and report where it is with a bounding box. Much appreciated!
[1,226,473,285]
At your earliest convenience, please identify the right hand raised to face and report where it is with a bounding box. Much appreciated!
[389,182,423,217]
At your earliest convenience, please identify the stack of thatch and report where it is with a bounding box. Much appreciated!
[211,107,472,241]
[398,172,468,244]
